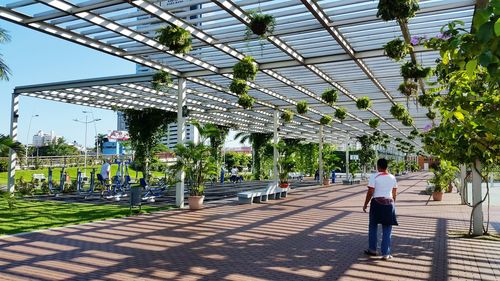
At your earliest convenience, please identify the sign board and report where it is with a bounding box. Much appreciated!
[350,154,359,160]
[108,130,129,141]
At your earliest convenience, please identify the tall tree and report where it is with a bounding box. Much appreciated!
[122,108,176,180]
[0,134,23,156]
[0,27,11,81]
[234,132,272,179]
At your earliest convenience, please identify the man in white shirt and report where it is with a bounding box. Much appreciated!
[101,159,111,180]
[230,167,238,183]
[362,158,398,261]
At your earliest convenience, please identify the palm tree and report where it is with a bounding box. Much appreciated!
[0,27,11,81]
[0,134,23,156]
[234,132,272,180]
[192,121,230,181]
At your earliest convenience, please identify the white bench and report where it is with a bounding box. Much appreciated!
[32,174,46,181]
[238,182,287,204]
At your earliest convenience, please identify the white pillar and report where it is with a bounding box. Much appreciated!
[318,125,323,184]
[460,164,467,205]
[345,134,350,181]
[8,93,19,193]
[472,160,483,235]
[176,78,187,208]
[273,110,279,184]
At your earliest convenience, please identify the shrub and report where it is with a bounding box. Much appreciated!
[334,107,347,120]
[369,118,380,128]
[320,115,333,125]
[156,25,192,54]
[0,158,8,172]
[233,56,258,81]
[229,79,249,95]
[384,38,412,61]
[321,89,338,105]
[356,96,371,109]
[296,101,308,114]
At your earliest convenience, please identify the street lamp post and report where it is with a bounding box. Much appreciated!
[83,110,100,161]
[25,114,39,169]
[74,112,101,174]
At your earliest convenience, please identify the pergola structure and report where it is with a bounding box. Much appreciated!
[2,0,476,206]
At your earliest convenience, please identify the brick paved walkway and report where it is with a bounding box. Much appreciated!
[0,172,499,281]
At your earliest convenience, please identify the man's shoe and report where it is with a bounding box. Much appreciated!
[364,249,377,256]
[381,255,393,261]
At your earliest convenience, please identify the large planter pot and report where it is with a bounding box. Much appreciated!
[323,178,330,186]
[279,183,289,189]
[432,192,443,201]
[188,195,205,210]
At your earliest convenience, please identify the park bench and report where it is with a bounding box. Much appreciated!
[32,174,46,181]
[238,182,287,204]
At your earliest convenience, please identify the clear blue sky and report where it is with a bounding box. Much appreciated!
[0,21,244,148]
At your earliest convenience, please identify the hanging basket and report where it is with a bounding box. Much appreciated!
[233,56,258,81]
[384,38,413,61]
[356,97,372,110]
[320,115,333,125]
[249,13,276,37]
[334,107,347,121]
[369,118,380,129]
[296,101,308,114]
[238,94,255,109]
[398,81,419,97]
[156,25,192,55]
[281,110,294,122]
[229,79,249,95]
[321,89,338,105]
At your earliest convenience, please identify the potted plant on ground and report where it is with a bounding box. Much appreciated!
[429,160,458,201]
[169,141,216,209]
[276,140,297,189]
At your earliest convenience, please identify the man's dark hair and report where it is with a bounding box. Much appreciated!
[377,158,388,170]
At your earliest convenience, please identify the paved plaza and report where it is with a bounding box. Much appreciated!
[0,173,499,281]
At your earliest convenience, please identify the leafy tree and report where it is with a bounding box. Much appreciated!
[0,134,23,156]
[422,2,499,235]
[37,137,79,156]
[224,151,251,171]
[234,132,272,179]
[94,133,107,152]
[122,108,176,180]
[0,27,11,81]
[192,121,230,179]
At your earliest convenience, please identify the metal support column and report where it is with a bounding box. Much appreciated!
[318,125,323,184]
[345,134,350,181]
[176,78,187,208]
[472,160,483,235]
[8,93,19,193]
[460,164,467,205]
[273,110,279,184]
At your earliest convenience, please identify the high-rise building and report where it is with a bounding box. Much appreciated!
[32,130,57,147]
[117,0,202,149]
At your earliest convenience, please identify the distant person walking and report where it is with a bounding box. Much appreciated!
[230,166,238,183]
[363,158,398,261]
[101,159,111,181]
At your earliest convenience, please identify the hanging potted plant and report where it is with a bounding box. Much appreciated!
[410,129,419,136]
[417,92,436,107]
[376,0,420,22]
[169,141,216,210]
[238,93,255,109]
[334,107,347,121]
[369,118,380,129]
[156,25,192,55]
[320,115,333,125]
[248,11,276,38]
[296,101,308,114]
[356,96,372,110]
[398,81,418,97]
[401,61,432,81]
[233,56,258,81]
[426,110,436,120]
[401,114,414,126]
[390,103,407,120]
[151,70,173,91]
[281,110,294,122]
[321,88,338,105]
[229,79,249,95]
[384,38,413,61]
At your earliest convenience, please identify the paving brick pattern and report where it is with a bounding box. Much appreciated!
[0,173,499,280]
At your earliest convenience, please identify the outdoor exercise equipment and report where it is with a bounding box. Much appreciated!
[140,177,169,203]
[47,167,65,196]
[76,168,96,199]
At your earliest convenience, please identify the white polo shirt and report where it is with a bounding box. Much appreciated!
[368,172,397,199]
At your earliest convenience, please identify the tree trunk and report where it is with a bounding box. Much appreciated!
[471,160,483,235]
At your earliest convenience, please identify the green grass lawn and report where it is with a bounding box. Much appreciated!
[0,165,166,185]
[0,194,174,235]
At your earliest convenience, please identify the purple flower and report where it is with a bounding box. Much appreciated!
[423,124,433,132]
[410,35,427,46]
[435,33,451,40]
